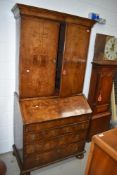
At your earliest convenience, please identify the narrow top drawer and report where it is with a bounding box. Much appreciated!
[24,115,90,132]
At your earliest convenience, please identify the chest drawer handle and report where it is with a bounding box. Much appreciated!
[31,134,36,140]
[57,149,61,153]
[42,131,46,136]
[81,124,85,129]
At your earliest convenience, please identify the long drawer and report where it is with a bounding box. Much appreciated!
[24,115,90,132]
[24,141,84,170]
[24,121,89,144]
[24,131,87,155]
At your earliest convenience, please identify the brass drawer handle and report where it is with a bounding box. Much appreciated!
[42,131,46,136]
[81,124,85,129]
[31,134,36,140]
[57,149,61,153]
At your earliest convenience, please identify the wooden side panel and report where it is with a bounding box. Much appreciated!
[15,18,20,95]
[20,16,60,98]
[85,143,117,175]
[60,24,90,97]
[14,93,23,161]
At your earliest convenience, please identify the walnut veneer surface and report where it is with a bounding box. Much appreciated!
[20,95,92,124]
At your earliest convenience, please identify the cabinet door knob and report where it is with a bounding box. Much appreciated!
[62,70,67,75]
[26,69,30,73]
[53,59,56,63]
[86,29,90,32]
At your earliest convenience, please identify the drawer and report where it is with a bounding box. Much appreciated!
[24,115,90,132]
[24,141,84,170]
[24,131,87,154]
[24,121,89,144]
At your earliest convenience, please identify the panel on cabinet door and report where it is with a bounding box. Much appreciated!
[94,69,114,105]
[59,24,90,97]
[20,16,60,98]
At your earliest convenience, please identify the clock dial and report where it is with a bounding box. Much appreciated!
[104,37,117,60]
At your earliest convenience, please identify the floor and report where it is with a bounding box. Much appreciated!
[0,144,90,175]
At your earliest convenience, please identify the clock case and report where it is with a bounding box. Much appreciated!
[93,34,117,64]
[104,37,117,60]
[87,34,117,141]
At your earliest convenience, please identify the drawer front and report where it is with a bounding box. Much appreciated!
[24,141,84,170]
[24,131,87,155]
[24,115,89,132]
[24,121,89,144]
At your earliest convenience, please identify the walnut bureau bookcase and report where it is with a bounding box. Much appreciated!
[12,4,95,175]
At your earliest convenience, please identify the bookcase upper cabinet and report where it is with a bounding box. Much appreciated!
[12,4,95,98]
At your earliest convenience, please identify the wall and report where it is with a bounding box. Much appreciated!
[0,0,117,153]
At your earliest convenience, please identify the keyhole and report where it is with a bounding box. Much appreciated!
[62,70,67,75]
[98,94,102,102]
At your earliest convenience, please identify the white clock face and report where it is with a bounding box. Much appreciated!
[104,37,117,60]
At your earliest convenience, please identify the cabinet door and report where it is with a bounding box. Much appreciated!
[59,24,90,97]
[89,67,115,114]
[20,16,60,98]
[95,69,114,105]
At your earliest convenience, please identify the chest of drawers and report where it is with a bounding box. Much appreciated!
[13,94,92,174]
